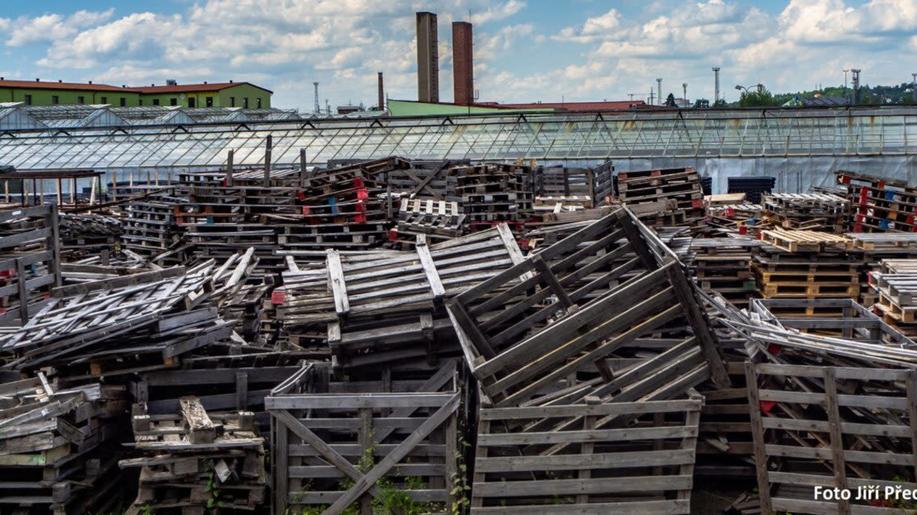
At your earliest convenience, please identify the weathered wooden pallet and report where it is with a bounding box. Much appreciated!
[746,363,917,515]
[267,361,462,515]
[759,228,851,253]
[447,208,729,407]
[470,395,702,514]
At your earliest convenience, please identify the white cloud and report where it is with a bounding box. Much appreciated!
[554,9,620,42]
[470,1,526,25]
[6,9,113,47]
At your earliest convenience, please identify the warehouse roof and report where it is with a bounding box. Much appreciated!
[0,79,131,92]
[0,79,272,95]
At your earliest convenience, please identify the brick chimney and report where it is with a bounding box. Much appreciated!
[452,21,473,106]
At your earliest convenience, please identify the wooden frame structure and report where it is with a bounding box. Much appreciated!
[0,204,61,326]
[471,394,703,513]
[746,362,917,514]
[267,361,462,515]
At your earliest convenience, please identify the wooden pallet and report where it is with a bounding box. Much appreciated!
[759,228,850,253]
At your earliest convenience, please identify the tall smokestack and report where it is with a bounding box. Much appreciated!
[377,72,385,111]
[712,66,720,104]
[313,82,320,114]
[452,21,473,106]
[416,12,439,103]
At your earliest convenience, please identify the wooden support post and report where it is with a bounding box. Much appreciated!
[745,362,772,514]
[264,135,272,187]
[48,203,61,287]
[15,258,28,324]
[70,178,76,205]
[226,150,234,187]
[32,179,38,205]
[37,178,43,205]
[823,367,850,515]
[235,371,249,411]
[299,148,307,189]
[55,178,62,206]
[111,170,117,202]
[358,408,373,515]
[21,179,26,206]
[89,175,97,206]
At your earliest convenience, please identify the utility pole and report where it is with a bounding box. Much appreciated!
[851,68,861,106]
[682,83,687,104]
[649,89,655,105]
[712,67,721,105]
[912,73,916,103]
[843,69,849,91]
[656,78,663,105]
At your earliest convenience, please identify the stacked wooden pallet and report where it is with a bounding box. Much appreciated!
[0,376,130,515]
[871,261,917,336]
[267,361,462,514]
[447,163,533,232]
[272,162,390,252]
[0,205,61,326]
[121,192,186,258]
[534,164,613,209]
[121,396,266,514]
[762,192,847,232]
[847,232,917,306]
[689,238,761,307]
[753,231,859,300]
[836,170,917,232]
[58,212,121,259]
[616,167,705,227]
[276,226,525,369]
[704,198,763,236]
[751,297,913,344]
[393,197,465,245]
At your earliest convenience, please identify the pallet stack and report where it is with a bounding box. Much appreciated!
[58,212,121,260]
[393,198,465,245]
[121,192,186,258]
[616,167,705,227]
[754,229,860,301]
[871,259,917,337]
[836,170,917,232]
[846,232,917,306]
[121,397,266,514]
[0,376,130,514]
[689,238,761,307]
[762,192,847,232]
[0,205,61,325]
[703,196,763,236]
[534,164,613,209]
[447,163,533,233]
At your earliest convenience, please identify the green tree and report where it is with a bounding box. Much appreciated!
[665,93,676,107]
[739,87,777,107]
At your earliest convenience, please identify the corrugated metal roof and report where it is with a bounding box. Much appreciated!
[0,80,272,95]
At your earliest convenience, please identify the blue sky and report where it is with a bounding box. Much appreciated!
[0,0,914,111]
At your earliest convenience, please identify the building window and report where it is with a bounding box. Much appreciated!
[170,98,177,106]
[243,97,249,108]
[52,96,59,105]
[153,99,160,106]
[230,97,235,107]
[257,98,262,108]
[188,98,195,108]
[100,96,107,104]
[206,96,213,107]
[77,96,85,104]
[24,94,32,105]
[120,97,126,107]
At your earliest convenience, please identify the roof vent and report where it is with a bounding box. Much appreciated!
[88,80,92,84]
[229,80,233,83]
[166,79,177,86]
[58,79,62,83]
[203,81,207,84]
[35,78,39,82]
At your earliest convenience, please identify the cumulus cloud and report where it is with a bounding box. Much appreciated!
[5,9,113,47]
[470,1,526,25]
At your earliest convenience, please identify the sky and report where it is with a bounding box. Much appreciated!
[0,0,914,111]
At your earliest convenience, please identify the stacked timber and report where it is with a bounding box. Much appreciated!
[121,192,187,258]
[121,397,266,514]
[0,205,61,326]
[704,198,763,236]
[533,164,613,209]
[616,167,705,227]
[836,170,917,232]
[267,361,463,514]
[761,192,847,232]
[688,238,761,307]
[393,198,465,245]
[447,162,533,233]
[871,260,917,337]
[754,230,859,300]
[0,376,130,514]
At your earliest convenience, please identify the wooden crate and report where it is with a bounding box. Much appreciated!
[447,208,729,407]
[471,395,702,513]
[0,205,62,326]
[746,363,917,514]
[267,362,463,515]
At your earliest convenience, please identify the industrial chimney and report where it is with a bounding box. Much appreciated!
[416,12,439,103]
[452,21,473,106]
[377,72,385,111]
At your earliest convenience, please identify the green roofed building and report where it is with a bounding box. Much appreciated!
[0,79,272,108]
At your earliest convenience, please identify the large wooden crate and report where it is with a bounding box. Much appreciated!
[447,208,728,407]
[747,362,917,514]
[0,204,61,326]
[267,362,463,515]
[471,395,703,513]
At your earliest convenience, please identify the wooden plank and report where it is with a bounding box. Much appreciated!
[745,362,772,513]
[327,249,349,316]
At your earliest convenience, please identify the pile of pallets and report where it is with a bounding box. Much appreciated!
[871,261,917,336]
[689,238,761,307]
[447,162,533,232]
[0,375,130,514]
[121,192,186,257]
[58,212,121,259]
[762,192,847,232]
[534,163,613,209]
[753,232,860,300]
[846,232,917,305]
[121,396,266,514]
[616,167,705,227]
[837,170,917,232]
